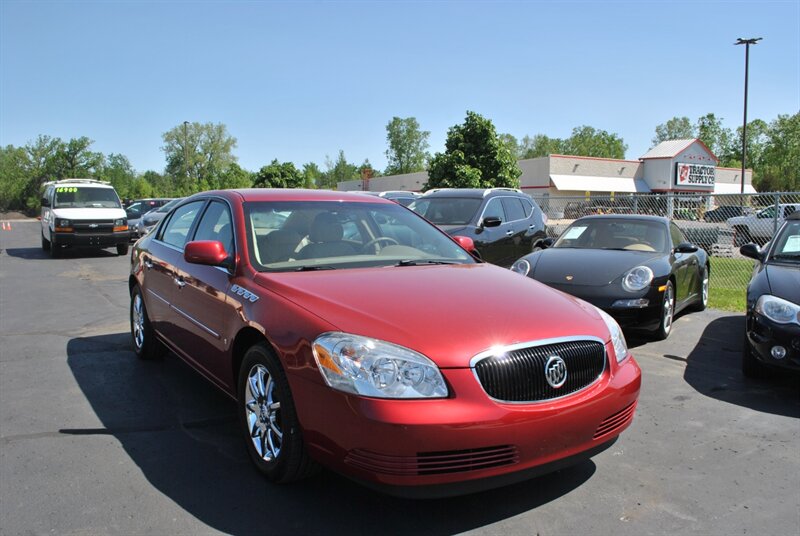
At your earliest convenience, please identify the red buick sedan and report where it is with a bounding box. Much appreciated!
[129,189,641,497]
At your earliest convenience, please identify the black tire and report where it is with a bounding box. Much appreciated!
[691,265,709,312]
[237,343,317,483]
[41,231,50,251]
[130,286,165,360]
[49,233,61,258]
[741,330,768,378]
[117,243,129,256]
[653,280,675,341]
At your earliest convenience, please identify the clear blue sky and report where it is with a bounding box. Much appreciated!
[1,0,798,174]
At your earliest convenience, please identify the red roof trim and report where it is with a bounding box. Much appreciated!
[549,154,641,164]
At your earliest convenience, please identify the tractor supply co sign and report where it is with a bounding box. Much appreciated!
[675,163,715,189]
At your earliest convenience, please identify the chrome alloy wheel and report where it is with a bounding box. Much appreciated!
[701,271,709,307]
[663,284,675,335]
[245,364,282,461]
[132,292,145,350]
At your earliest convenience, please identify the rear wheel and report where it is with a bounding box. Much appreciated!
[653,280,674,340]
[117,243,129,256]
[238,343,317,483]
[691,265,709,311]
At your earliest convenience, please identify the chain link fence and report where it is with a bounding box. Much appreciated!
[531,191,800,311]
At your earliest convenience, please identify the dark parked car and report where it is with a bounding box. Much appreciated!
[511,215,709,340]
[134,197,184,239]
[125,198,174,240]
[703,205,749,222]
[129,189,640,497]
[739,212,800,377]
[409,188,548,267]
[361,190,421,206]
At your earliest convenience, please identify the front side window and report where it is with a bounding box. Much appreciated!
[481,197,506,222]
[158,201,205,249]
[53,187,121,209]
[669,223,687,248]
[193,201,234,255]
[245,201,475,271]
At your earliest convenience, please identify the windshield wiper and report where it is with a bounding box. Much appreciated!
[394,259,458,267]
[772,254,800,261]
[295,265,336,271]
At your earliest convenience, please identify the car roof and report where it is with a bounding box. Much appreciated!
[419,188,523,199]
[192,189,395,204]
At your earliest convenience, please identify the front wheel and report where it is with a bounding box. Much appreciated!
[653,280,675,340]
[117,243,129,256]
[238,343,317,483]
[691,265,709,311]
[41,231,50,251]
[130,286,164,360]
[741,331,768,378]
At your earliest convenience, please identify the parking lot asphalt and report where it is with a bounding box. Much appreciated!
[1,220,798,536]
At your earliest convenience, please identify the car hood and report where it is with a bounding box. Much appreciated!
[765,263,800,304]
[51,208,126,220]
[256,263,610,368]
[530,248,662,287]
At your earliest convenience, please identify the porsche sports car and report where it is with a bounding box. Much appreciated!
[511,215,709,340]
[129,189,641,497]
[739,212,800,377]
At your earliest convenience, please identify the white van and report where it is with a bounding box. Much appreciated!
[40,179,130,258]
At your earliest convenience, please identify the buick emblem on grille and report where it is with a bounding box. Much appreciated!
[544,356,567,388]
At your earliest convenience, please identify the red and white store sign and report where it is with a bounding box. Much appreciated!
[675,163,715,188]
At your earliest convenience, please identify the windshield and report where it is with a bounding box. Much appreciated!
[53,186,121,209]
[245,201,475,272]
[554,218,669,252]
[156,198,182,213]
[769,221,800,262]
[409,197,482,225]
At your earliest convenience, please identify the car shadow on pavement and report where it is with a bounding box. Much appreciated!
[681,315,800,418]
[66,333,597,535]
[5,247,119,260]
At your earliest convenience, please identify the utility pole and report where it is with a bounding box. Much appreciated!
[734,37,761,194]
[183,121,190,190]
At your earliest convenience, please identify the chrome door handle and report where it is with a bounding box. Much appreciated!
[174,277,186,288]
[505,230,514,236]
[143,259,153,269]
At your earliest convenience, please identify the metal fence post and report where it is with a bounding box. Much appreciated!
[773,192,780,236]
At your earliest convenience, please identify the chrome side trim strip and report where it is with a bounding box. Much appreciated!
[172,304,221,339]
[147,288,171,306]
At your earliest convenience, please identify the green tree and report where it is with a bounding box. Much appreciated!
[253,160,305,189]
[161,122,237,194]
[519,134,567,159]
[726,119,769,171]
[100,153,136,199]
[54,136,103,179]
[498,133,520,159]
[696,113,733,162]
[426,111,521,190]
[0,145,31,211]
[323,150,359,188]
[564,126,627,159]
[384,117,430,175]
[22,135,63,209]
[754,113,800,192]
[302,162,322,189]
[217,163,253,190]
[139,170,174,197]
[652,116,695,146]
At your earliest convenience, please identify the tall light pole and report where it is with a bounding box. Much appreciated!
[182,121,190,189]
[734,37,761,194]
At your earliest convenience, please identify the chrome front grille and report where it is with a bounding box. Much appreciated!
[473,339,606,403]
[73,220,115,234]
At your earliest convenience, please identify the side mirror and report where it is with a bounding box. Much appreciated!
[184,240,229,267]
[674,242,698,254]
[41,197,50,207]
[453,235,477,254]
[481,216,502,228]
[542,237,555,249]
[739,243,761,260]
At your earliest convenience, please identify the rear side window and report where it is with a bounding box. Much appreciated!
[158,201,205,249]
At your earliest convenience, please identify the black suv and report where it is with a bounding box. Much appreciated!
[409,188,548,267]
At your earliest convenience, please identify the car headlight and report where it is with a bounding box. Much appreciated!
[312,332,448,398]
[595,307,629,363]
[622,266,654,292]
[114,218,126,227]
[56,218,71,228]
[510,258,530,276]
[755,295,800,325]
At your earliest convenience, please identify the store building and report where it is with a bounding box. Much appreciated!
[338,138,755,197]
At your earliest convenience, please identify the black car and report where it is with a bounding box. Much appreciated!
[739,212,800,377]
[409,188,548,267]
[703,205,749,222]
[510,215,709,340]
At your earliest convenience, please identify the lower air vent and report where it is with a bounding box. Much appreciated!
[345,445,519,476]
[594,401,637,440]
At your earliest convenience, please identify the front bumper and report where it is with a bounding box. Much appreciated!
[291,347,641,496]
[53,231,130,247]
[746,312,800,371]
[543,282,664,330]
